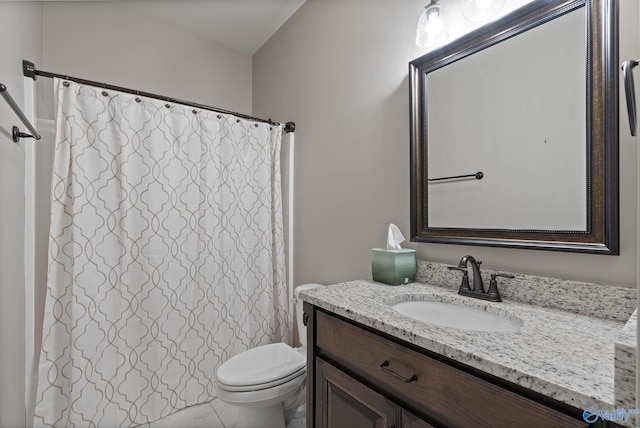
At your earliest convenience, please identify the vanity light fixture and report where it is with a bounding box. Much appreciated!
[463,0,505,23]
[416,0,449,48]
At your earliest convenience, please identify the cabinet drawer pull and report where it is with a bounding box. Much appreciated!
[380,360,418,383]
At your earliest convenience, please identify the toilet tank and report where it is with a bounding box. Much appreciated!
[294,283,323,346]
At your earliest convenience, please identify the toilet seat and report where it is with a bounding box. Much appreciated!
[215,343,306,391]
[216,366,306,392]
[215,370,305,407]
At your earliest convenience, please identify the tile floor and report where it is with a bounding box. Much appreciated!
[138,399,237,428]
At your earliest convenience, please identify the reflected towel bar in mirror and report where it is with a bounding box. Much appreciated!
[428,171,484,182]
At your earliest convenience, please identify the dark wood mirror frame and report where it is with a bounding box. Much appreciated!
[409,0,619,255]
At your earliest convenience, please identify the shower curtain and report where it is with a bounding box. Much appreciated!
[33,78,288,427]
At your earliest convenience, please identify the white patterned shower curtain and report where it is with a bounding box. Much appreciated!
[33,78,288,427]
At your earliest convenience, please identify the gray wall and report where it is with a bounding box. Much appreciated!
[42,2,252,114]
[0,3,43,427]
[253,0,639,288]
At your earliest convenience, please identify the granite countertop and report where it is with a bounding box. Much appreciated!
[300,279,628,411]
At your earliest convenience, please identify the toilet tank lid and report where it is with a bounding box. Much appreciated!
[294,283,324,298]
[216,343,305,387]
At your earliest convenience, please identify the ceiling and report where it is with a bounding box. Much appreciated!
[103,0,306,56]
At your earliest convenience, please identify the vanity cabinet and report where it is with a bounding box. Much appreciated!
[305,303,592,428]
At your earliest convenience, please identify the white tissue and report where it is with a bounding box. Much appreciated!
[386,223,405,250]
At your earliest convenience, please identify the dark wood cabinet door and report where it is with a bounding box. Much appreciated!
[316,358,399,428]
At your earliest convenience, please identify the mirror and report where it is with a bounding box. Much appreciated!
[409,0,619,254]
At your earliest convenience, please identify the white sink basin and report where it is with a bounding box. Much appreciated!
[392,300,521,332]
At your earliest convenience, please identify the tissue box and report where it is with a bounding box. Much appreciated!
[371,248,416,286]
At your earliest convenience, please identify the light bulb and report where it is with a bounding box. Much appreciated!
[463,0,504,22]
[415,1,449,48]
[425,14,444,36]
[475,0,493,10]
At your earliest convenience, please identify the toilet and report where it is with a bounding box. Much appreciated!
[215,283,323,428]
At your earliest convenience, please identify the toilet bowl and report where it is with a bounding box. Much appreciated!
[214,283,323,428]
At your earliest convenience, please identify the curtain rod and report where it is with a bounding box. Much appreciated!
[22,60,295,133]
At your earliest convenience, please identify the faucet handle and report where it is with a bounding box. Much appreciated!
[491,273,514,280]
[487,273,514,302]
[448,266,471,292]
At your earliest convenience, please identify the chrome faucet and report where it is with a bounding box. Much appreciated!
[448,255,513,302]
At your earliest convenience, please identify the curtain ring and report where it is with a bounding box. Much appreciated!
[192,109,198,114]
[217,115,222,119]
[102,91,108,97]
[62,81,70,87]
[135,97,141,103]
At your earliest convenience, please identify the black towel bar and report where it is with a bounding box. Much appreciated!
[0,82,41,143]
[428,171,484,182]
